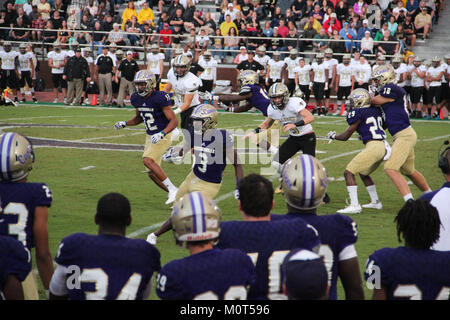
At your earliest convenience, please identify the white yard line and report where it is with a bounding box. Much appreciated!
[421,134,450,142]
[80,166,96,170]
[74,131,144,142]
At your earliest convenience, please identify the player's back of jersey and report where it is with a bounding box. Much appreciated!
[156,248,255,300]
[379,83,410,136]
[0,182,52,250]
[270,212,358,300]
[217,219,320,299]
[241,84,270,116]
[0,235,32,300]
[365,247,450,300]
[55,233,161,300]
[347,107,386,144]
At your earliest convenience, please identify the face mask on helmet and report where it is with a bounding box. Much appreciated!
[135,81,149,96]
[270,95,286,109]
[175,65,187,77]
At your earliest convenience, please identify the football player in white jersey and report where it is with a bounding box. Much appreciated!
[146,44,165,84]
[282,49,301,95]
[198,50,217,93]
[441,54,450,117]
[294,57,312,103]
[334,54,354,116]
[352,55,371,91]
[254,46,270,88]
[0,41,20,102]
[404,55,417,117]
[311,52,329,116]
[323,48,338,114]
[392,55,408,113]
[17,43,37,103]
[372,55,387,74]
[47,41,68,103]
[426,56,446,120]
[266,51,284,88]
[408,56,427,119]
[163,55,203,160]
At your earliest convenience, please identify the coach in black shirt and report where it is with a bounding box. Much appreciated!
[63,48,91,105]
[236,51,265,85]
[95,46,116,106]
[115,50,139,107]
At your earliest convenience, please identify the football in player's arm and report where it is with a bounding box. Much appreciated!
[0,132,54,299]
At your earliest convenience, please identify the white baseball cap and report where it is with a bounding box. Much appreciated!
[126,50,133,55]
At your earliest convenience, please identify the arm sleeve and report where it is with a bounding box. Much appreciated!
[49,264,69,296]
[336,214,358,258]
[346,108,361,125]
[35,183,53,207]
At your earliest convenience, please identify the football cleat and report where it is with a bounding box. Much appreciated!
[165,188,178,205]
[337,204,362,214]
[146,232,158,245]
[361,200,382,210]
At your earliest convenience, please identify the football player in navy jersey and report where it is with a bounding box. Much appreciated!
[0,132,54,300]
[217,174,320,300]
[271,154,365,300]
[371,65,431,201]
[214,70,280,156]
[114,70,179,205]
[365,199,450,300]
[147,104,244,245]
[327,88,391,214]
[49,193,161,300]
[156,192,256,300]
[0,235,32,300]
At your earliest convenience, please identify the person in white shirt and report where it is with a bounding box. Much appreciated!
[350,51,361,68]
[198,50,217,93]
[0,42,20,102]
[426,56,446,120]
[440,55,450,117]
[334,54,353,116]
[323,48,338,114]
[146,44,165,83]
[17,43,37,103]
[360,30,374,55]
[310,52,329,116]
[352,55,371,90]
[254,46,270,88]
[404,55,416,116]
[282,49,301,95]
[294,57,312,103]
[234,46,249,64]
[408,56,427,119]
[266,51,284,89]
[47,41,68,103]
[224,3,240,21]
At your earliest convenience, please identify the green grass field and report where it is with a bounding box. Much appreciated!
[1,103,449,300]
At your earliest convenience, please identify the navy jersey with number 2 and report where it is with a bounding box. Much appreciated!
[347,107,386,144]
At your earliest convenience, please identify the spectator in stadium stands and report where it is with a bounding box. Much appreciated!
[168,0,185,20]
[313,28,329,52]
[388,15,398,36]
[233,11,245,32]
[225,2,239,21]
[373,22,388,41]
[218,0,229,23]
[310,4,325,23]
[240,0,254,20]
[304,16,322,34]
[422,0,436,24]
[220,13,238,36]
[335,0,348,22]
[234,46,248,64]
[196,28,210,53]
[339,22,356,52]
[37,0,51,21]
[302,20,318,48]
[64,48,91,106]
[189,8,205,31]
[42,20,57,49]
[138,2,154,28]
[243,24,259,51]
[108,22,126,47]
[406,0,420,17]
[185,27,197,52]
[353,0,368,17]
[224,26,240,59]
[102,14,114,33]
[115,50,139,108]
[269,27,285,54]
[282,249,329,300]
[323,13,342,36]
[414,6,431,40]
[277,19,289,38]
[212,28,224,62]
[285,8,297,24]
[393,0,408,20]
[121,1,137,30]
[329,29,346,58]
[395,24,407,52]
[271,6,285,27]
[156,11,170,31]
[158,22,173,54]
[11,17,30,42]
[16,6,31,27]
[377,30,399,56]
[203,12,216,34]
[291,0,305,20]
[170,8,185,32]
[125,15,141,46]
[285,27,301,52]
[360,30,374,54]
[170,23,183,49]
[90,20,106,54]
[403,14,417,49]
[262,21,273,37]
[57,20,71,44]
[31,12,45,41]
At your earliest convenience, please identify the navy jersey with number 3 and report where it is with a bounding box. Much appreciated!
[347,107,386,144]
[156,248,255,300]
[55,233,161,300]
[130,91,172,135]
[217,219,320,300]
[378,83,410,136]
[364,247,450,300]
[240,84,270,116]
[0,182,53,250]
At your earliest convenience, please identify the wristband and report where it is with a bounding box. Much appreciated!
[160,131,166,136]
[294,119,305,127]
[254,127,262,133]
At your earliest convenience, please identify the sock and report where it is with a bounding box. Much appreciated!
[403,193,414,202]
[347,186,359,206]
[268,145,278,155]
[162,178,177,192]
[366,185,379,203]
[422,188,432,194]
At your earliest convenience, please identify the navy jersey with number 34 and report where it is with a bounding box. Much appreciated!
[378,83,410,136]
[0,182,53,250]
[130,90,172,135]
[364,247,450,300]
[347,107,386,144]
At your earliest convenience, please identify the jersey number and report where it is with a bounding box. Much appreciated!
[1,202,29,247]
[393,285,450,300]
[260,88,269,100]
[141,112,157,131]
[366,116,386,140]
[196,151,208,173]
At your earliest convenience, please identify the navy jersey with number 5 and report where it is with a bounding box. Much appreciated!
[378,83,410,136]
[0,235,31,300]
[240,84,270,116]
[0,182,53,250]
[190,128,234,183]
[54,233,161,300]
[364,247,450,300]
[130,90,172,135]
[217,219,320,300]
[156,248,255,300]
[270,212,358,300]
[347,107,386,144]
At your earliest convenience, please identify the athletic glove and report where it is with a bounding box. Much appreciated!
[326,131,336,140]
[174,107,182,115]
[151,131,165,144]
[114,121,127,130]
[325,81,328,91]
[234,189,240,200]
